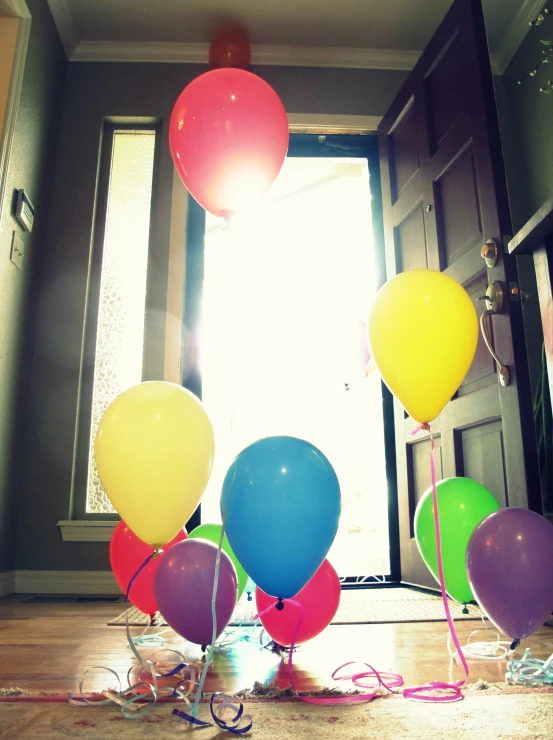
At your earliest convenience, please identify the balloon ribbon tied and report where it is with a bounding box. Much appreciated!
[405,423,469,702]
[68,551,199,719]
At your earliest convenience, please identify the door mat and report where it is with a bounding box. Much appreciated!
[108,587,483,626]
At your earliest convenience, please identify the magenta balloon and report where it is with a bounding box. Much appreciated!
[154,539,238,646]
[466,508,553,640]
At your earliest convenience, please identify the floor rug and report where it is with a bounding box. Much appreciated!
[108,587,483,627]
[0,688,552,739]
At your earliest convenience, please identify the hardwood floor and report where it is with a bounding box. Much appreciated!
[0,594,551,695]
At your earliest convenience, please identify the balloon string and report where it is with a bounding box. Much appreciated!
[253,601,403,704]
[405,423,469,702]
[189,523,226,719]
[69,553,200,719]
[506,648,553,686]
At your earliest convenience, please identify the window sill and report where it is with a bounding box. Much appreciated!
[57,520,117,542]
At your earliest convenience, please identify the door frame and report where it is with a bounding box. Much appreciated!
[169,116,402,585]
[0,0,30,229]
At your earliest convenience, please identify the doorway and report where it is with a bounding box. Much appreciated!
[191,134,398,582]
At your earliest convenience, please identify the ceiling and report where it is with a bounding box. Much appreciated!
[46,0,543,74]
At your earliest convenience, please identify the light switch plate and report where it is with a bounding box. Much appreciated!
[10,231,24,269]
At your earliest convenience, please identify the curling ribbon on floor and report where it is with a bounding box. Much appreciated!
[404,423,469,702]
[506,649,553,686]
[69,549,250,732]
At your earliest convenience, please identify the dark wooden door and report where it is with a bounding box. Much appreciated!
[378,0,541,588]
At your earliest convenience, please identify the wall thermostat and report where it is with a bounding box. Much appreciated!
[15,189,34,232]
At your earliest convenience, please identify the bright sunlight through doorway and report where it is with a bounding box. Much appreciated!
[199,152,390,580]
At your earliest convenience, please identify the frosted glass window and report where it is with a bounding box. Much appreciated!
[86,130,156,514]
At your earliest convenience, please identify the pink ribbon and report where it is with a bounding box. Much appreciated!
[404,423,469,702]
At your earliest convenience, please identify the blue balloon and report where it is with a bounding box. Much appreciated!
[221,436,341,599]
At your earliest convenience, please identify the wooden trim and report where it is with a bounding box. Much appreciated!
[15,570,120,594]
[0,6,29,228]
[0,570,15,597]
[164,170,188,384]
[57,520,117,542]
[0,0,30,17]
[508,196,553,255]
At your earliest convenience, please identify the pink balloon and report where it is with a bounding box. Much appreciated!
[467,508,553,640]
[154,539,238,647]
[169,68,289,218]
[256,559,340,646]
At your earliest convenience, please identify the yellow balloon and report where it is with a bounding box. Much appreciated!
[95,381,215,547]
[368,269,478,423]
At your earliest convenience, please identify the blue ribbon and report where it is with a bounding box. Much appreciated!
[173,694,252,735]
[506,648,553,686]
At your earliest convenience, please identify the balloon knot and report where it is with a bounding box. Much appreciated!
[422,423,431,431]
[152,547,164,559]
[510,639,520,651]
[201,644,207,653]
[275,598,285,612]
[462,605,469,615]
[247,593,252,602]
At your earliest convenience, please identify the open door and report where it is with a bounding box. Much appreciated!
[378,0,541,588]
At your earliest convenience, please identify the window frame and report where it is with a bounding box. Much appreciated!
[69,120,160,522]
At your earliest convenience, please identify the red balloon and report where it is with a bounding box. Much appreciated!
[256,559,340,646]
[169,68,289,219]
[209,27,251,70]
[110,520,187,616]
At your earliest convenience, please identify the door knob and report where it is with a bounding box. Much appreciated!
[477,281,510,387]
[481,238,499,268]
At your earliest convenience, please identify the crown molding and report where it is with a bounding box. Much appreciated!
[492,0,545,75]
[71,40,421,71]
[46,0,79,58]
[46,0,535,75]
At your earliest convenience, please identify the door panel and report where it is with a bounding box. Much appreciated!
[395,204,427,272]
[378,0,541,589]
[435,145,482,266]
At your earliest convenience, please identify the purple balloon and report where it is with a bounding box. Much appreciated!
[466,508,553,640]
[154,538,237,646]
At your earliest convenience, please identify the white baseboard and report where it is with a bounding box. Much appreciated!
[0,571,15,597]
[15,570,121,595]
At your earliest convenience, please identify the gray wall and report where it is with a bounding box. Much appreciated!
[494,25,553,399]
[501,23,553,234]
[0,0,66,573]
[15,58,408,571]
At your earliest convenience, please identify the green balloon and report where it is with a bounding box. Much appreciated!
[414,477,500,604]
[188,523,248,600]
